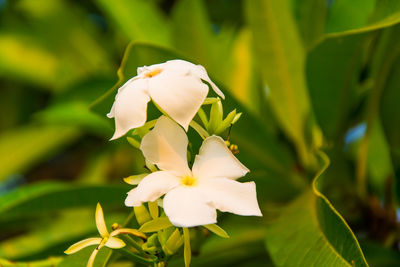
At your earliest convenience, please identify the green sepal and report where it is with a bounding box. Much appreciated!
[207,98,223,134]
[202,97,220,105]
[123,173,148,185]
[139,217,173,233]
[134,205,152,225]
[203,224,229,238]
[148,201,159,219]
[163,228,184,255]
[215,109,237,134]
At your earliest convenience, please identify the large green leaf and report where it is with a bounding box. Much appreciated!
[0,125,80,182]
[95,0,170,45]
[290,0,327,49]
[0,182,130,221]
[265,152,369,267]
[306,33,367,140]
[325,0,400,37]
[245,0,312,166]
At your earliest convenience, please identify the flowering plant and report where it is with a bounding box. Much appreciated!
[65,60,261,266]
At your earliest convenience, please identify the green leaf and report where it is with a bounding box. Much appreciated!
[95,0,170,45]
[0,33,59,87]
[183,227,191,267]
[290,0,327,49]
[138,217,173,233]
[0,125,80,182]
[265,152,369,267]
[325,0,400,37]
[0,182,129,221]
[58,246,111,267]
[245,0,312,166]
[306,33,367,140]
[203,224,229,239]
[0,257,62,267]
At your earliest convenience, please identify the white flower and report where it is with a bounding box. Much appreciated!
[125,116,262,227]
[108,59,225,140]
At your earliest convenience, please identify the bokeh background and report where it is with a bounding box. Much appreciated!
[1,0,400,266]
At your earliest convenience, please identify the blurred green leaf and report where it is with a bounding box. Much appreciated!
[0,33,60,87]
[367,119,394,196]
[326,0,400,36]
[35,103,112,137]
[265,152,369,267]
[0,125,80,182]
[58,246,111,267]
[246,0,312,166]
[380,53,400,169]
[0,182,129,220]
[95,0,170,45]
[306,33,366,140]
[0,257,62,267]
[290,0,327,48]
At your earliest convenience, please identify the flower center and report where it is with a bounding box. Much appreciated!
[181,175,197,187]
[144,68,162,78]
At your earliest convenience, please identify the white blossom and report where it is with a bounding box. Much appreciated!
[108,60,224,140]
[125,116,262,227]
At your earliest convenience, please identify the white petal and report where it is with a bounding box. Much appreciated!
[95,203,108,237]
[140,116,191,176]
[148,72,208,131]
[192,136,249,180]
[125,171,180,207]
[199,178,262,216]
[163,60,224,99]
[105,237,126,249]
[163,187,217,227]
[64,237,102,254]
[110,79,150,140]
[190,64,224,99]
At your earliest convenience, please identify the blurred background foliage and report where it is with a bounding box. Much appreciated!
[1,0,400,266]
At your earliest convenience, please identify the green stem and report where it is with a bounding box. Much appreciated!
[117,248,154,266]
[120,235,157,261]
[189,121,209,139]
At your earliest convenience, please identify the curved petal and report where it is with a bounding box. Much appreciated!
[192,136,249,180]
[107,76,140,119]
[190,64,225,99]
[199,178,262,216]
[96,203,108,237]
[162,60,224,99]
[87,248,99,267]
[125,171,180,207]
[110,228,147,240]
[110,79,151,140]
[163,187,217,227]
[64,237,102,254]
[105,237,126,249]
[140,116,191,176]
[148,72,208,131]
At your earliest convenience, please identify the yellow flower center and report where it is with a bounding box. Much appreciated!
[144,68,162,78]
[181,175,197,187]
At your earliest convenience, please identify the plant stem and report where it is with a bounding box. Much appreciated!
[189,120,209,139]
[117,248,154,266]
